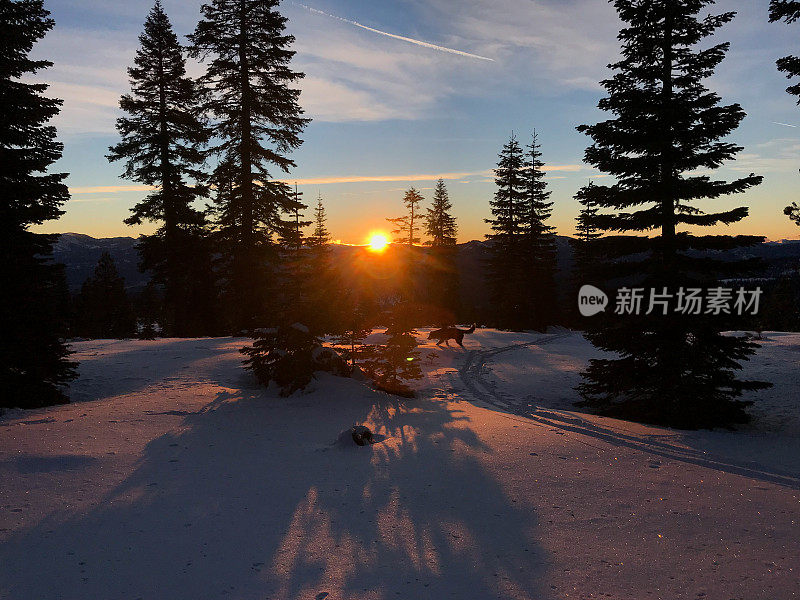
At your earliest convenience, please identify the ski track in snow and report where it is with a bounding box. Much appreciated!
[454,333,800,490]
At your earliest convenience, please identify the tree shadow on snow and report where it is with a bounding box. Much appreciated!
[0,378,549,600]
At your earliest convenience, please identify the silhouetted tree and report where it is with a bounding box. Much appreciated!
[423,179,459,323]
[76,252,136,339]
[425,179,457,246]
[388,188,424,246]
[296,194,338,335]
[571,182,603,281]
[521,130,558,330]
[575,0,770,429]
[279,185,310,251]
[241,322,347,396]
[108,1,215,337]
[189,0,310,331]
[785,202,800,225]
[362,303,421,397]
[770,1,800,225]
[485,133,527,328]
[0,0,76,408]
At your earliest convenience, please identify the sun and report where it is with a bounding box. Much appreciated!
[368,233,389,252]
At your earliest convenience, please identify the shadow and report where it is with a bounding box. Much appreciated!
[457,337,800,490]
[0,377,549,599]
[4,454,97,474]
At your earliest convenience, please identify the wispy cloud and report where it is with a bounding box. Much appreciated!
[293,3,494,62]
[282,165,584,186]
[70,185,156,194]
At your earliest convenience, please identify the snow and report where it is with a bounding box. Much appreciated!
[0,331,798,599]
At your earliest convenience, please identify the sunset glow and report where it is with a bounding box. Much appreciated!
[368,233,389,252]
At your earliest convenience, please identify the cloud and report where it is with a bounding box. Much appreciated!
[293,3,494,62]
[282,164,585,185]
[298,76,415,122]
[417,0,621,92]
[70,185,156,194]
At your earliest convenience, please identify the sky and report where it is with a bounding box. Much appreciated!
[29,0,800,244]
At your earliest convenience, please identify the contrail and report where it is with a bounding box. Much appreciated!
[772,121,798,128]
[294,2,494,62]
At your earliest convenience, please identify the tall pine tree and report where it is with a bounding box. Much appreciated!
[387,188,423,246]
[575,0,770,429]
[424,179,459,323]
[485,133,527,329]
[108,1,215,337]
[189,0,310,331]
[521,131,558,330]
[425,179,457,246]
[1,0,76,408]
[769,1,800,225]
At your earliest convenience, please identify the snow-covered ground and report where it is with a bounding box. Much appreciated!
[0,330,798,599]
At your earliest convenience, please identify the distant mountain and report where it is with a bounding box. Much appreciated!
[52,233,146,293]
[50,233,800,302]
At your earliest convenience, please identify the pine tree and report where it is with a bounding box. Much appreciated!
[521,131,558,330]
[364,303,421,397]
[108,1,214,337]
[423,179,459,323]
[189,0,310,331]
[425,179,458,246]
[387,188,424,246]
[769,1,800,100]
[0,0,76,408]
[770,1,800,226]
[575,0,770,429]
[279,184,310,251]
[308,193,330,247]
[300,193,337,334]
[785,202,800,225]
[76,252,137,339]
[485,133,527,328]
[571,182,603,280]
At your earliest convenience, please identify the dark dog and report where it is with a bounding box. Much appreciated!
[427,324,476,348]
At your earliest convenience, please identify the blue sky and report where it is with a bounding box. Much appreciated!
[31,0,800,243]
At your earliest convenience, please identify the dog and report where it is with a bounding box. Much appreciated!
[428,324,476,348]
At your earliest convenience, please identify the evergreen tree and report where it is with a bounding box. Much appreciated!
[298,193,337,334]
[769,1,800,225]
[425,179,458,246]
[75,252,136,339]
[575,0,770,429]
[785,202,800,225]
[308,193,330,247]
[189,0,310,331]
[521,131,558,330]
[0,0,76,408]
[423,179,459,323]
[485,133,527,328]
[278,184,310,251]
[387,188,423,246]
[769,1,800,102]
[571,182,603,281]
[108,1,214,337]
[362,302,421,397]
